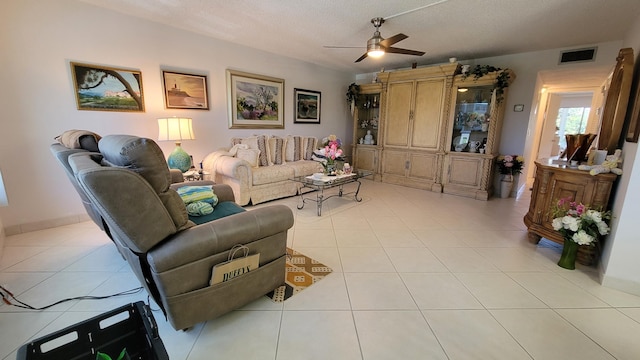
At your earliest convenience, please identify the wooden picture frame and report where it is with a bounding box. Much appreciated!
[226,69,284,129]
[70,62,144,112]
[625,66,640,143]
[162,70,209,110]
[294,88,321,124]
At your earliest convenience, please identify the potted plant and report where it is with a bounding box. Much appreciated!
[460,65,511,104]
[496,155,524,198]
[346,83,360,115]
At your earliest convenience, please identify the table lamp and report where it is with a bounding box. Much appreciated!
[158,117,195,172]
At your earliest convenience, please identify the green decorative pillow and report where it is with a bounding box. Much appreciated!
[176,185,218,206]
[186,201,214,216]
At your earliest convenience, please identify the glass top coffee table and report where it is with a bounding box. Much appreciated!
[292,169,372,216]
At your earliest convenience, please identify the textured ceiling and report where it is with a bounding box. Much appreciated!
[78,0,639,76]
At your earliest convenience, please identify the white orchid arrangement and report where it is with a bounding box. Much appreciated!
[551,197,611,245]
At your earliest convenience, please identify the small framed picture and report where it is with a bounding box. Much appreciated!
[513,104,525,112]
[294,88,321,124]
[162,70,209,110]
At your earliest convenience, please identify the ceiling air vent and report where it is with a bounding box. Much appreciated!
[559,47,597,64]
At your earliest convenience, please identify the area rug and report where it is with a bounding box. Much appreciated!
[266,248,333,302]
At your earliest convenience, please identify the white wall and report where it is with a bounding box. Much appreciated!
[600,12,640,295]
[0,0,353,232]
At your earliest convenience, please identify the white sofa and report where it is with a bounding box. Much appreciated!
[202,135,323,206]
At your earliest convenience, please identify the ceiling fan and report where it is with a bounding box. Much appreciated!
[354,17,425,63]
[324,0,450,63]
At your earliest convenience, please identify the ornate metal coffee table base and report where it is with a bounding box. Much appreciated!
[293,170,371,216]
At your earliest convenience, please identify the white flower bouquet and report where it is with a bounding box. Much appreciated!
[551,197,611,246]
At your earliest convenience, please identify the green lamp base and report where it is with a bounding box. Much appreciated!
[167,144,191,172]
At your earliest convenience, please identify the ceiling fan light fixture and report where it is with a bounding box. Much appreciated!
[367,48,385,58]
[367,35,385,58]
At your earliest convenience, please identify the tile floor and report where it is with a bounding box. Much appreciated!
[2,180,640,359]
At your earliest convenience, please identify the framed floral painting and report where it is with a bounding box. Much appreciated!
[70,62,144,112]
[226,69,284,129]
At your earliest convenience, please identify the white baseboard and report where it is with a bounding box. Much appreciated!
[3,213,91,236]
[600,273,640,297]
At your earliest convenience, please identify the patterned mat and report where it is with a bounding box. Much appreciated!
[266,248,333,302]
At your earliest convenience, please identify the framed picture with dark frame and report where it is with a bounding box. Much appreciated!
[70,62,145,112]
[162,70,209,110]
[294,88,321,124]
[226,69,284,129]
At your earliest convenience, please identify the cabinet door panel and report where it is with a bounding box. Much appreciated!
[412,80,444,149]
[448,157,482,186]
[356,147,377,172]
[385,82,413,146]
[382,150,407,176]
[408,152,437,180]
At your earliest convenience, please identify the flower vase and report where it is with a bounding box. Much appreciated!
[500,175,513,198]
[558,238,579,270]
[325,163,337,176]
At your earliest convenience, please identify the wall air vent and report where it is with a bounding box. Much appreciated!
[559,47,597,64]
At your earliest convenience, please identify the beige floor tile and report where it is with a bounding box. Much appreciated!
[402,273,483,309]
[283,272,351,310]
[456,272,547,309]
[189,311,281,360]
[335,228,381,247]
[277,311,361,360]
[429,247,500,272]
[345,272,417,310]
[423,309,532,360]
[339,247,395,272]
[385,247,448,272]
[0,312,62,360]
[354,311,448,360]
[509,272,610,308]
[556,308,640,359]
[374,229,424,248]
[491,309,615,360]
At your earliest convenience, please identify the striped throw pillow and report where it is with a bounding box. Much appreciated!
[269,136,286,165]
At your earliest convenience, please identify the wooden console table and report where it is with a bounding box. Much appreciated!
[524,160,617,265]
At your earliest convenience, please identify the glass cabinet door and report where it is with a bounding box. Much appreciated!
[451,86,493,153]
[356,93,380,146]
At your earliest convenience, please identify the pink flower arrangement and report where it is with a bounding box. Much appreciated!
[322,135,343,165]
[496,154,524,175]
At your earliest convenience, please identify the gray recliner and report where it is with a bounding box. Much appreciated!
[65,134,293,330]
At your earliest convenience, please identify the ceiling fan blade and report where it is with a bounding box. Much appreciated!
[324,45,365,49]
[386,47,425,56]
[380,33,407,47]
[355,52,369,63]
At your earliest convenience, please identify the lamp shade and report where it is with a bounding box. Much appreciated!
[158,117,195,142]
[158,117,195,172]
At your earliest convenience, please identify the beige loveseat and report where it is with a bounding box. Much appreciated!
[202,135,323,206]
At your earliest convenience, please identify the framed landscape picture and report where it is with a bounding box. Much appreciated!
[294,88,321,124]
[226,69,284,129]
[162,70,209,110]
[70,62,144,112]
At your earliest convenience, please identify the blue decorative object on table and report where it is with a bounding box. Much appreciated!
[158,117,195,173]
